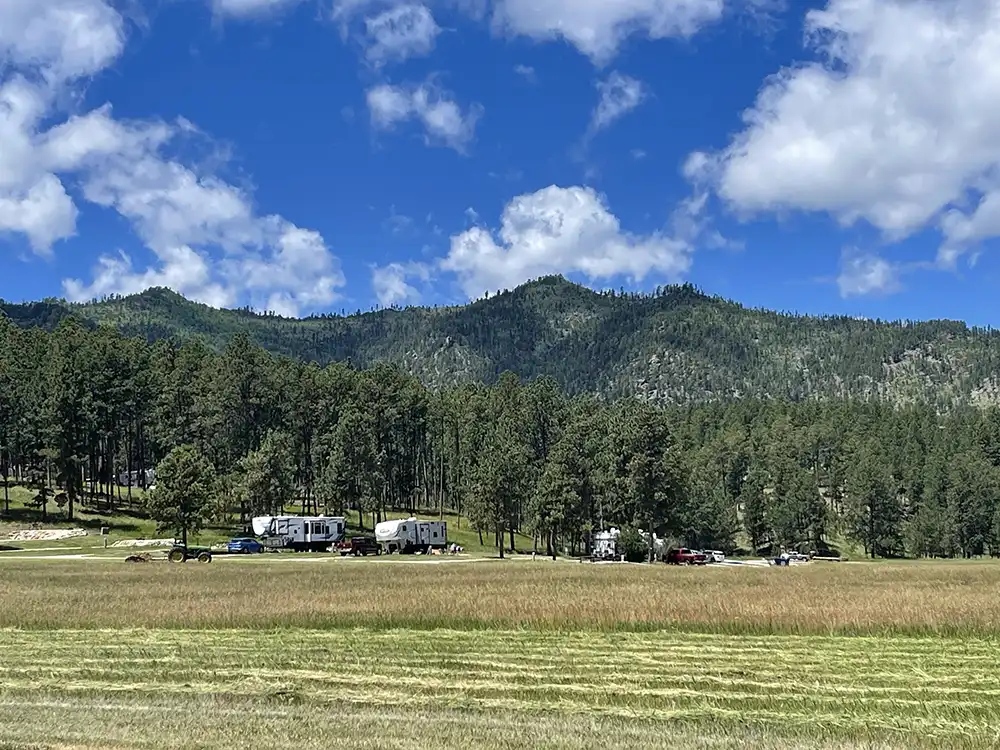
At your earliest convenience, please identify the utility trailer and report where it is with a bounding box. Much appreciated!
[251,515,346,552]
[374,517,447,554]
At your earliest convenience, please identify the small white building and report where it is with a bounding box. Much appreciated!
[374,517,447,554]
[251,515,346,552]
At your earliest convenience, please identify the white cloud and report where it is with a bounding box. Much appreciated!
[514,64,536,82]
[367,80,482,153]
[441,185,693,298]
[0,174,78,254]
[0,0,128,255]
[62,246,235,308]
[0,0,343,316]
[837,250,902,298]
[364,4,440,65]
[491,0,725,64]
[0,0,125,81]
[371,261,432,305]
[694,0,1000,267]
[65,129,346,316]
[590,72,646,134]
[211,0,305,18]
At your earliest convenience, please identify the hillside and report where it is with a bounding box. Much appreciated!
[4,276,1000,406]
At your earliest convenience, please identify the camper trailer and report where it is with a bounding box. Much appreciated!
[251,515,346,552]
[593,528,620,560]
[118,469,155,488]
[374,517,447,554]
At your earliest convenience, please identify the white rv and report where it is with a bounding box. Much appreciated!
[374,517,447,554]
[251,515,346,552]
[593,528,620,560]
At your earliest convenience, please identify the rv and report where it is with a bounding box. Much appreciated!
[251,515,346,552]
[374,517,447,554]
[118,469,155,487]
[592,528,620,560]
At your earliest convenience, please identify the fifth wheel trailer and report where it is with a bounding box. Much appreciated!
[374,518,447,554]
[251,515,346,552]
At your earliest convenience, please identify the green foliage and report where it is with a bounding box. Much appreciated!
[8,275,1000,407]
[615,526,648,562]
[7,280,1000,559]
[147,444,215,546]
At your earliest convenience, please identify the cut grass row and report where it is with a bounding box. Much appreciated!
[4,557,1000,635]
[1,627,998,749]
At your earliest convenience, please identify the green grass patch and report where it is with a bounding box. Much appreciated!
[0,628,996,749]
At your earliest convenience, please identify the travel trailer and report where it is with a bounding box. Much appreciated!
[251,515,346,552]
[592,528,620,560]
[374,517,447,554]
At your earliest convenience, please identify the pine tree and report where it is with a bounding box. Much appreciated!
[147,444,215,548]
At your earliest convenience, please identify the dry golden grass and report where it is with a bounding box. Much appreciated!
[2,557,1000,635]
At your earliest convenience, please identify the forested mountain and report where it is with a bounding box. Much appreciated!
[4,316,1000,559]
[4,275,1000,406]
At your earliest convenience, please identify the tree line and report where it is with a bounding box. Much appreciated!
[3,315,1000,558]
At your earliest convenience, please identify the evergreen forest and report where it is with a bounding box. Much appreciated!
[4,301,1000,560]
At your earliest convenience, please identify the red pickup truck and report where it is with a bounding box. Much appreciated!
[665,547,708,565]
[335,536,381,556]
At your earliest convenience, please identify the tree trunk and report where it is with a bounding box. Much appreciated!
[2,446,8,515]
[497,524,504,559]
[509,525,515,553]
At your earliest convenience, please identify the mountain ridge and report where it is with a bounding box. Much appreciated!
[3,276,999,406]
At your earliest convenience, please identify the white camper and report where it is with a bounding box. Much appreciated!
[593,528,620,560]
[251,515,346,552]
[374,517,447,554]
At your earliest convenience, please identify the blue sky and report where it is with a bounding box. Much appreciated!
[3,0,1000,325]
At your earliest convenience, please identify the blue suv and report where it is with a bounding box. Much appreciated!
[227,537,264,554]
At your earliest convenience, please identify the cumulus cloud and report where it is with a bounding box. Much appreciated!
[364,3,440,65]
[441,185,694,298]
[692,0,1000,272]
[0,0,343,316]
[837,250,902,298]
[371,261,432,305]
[589,72,646,134]
[491,0,726,64]
[367,80,482,152]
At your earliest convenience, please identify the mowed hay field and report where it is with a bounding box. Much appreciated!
[4,560,1000,749]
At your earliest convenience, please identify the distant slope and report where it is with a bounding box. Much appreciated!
[4,276,1000,406]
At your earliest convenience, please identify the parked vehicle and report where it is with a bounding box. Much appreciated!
[592,528,620,560]
[374,518,447,554]
[665,547,708,565]
[227,537,264,554]
[335,535,381,556]
[251,515,346,552]
[704,550,726,563]
[167,545,212,563]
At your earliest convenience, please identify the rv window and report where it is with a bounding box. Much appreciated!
[433,531,438,538]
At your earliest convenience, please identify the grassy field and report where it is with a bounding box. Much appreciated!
[2,626,996,749]
[3,557,1000,635]
[4,550,1000,748]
